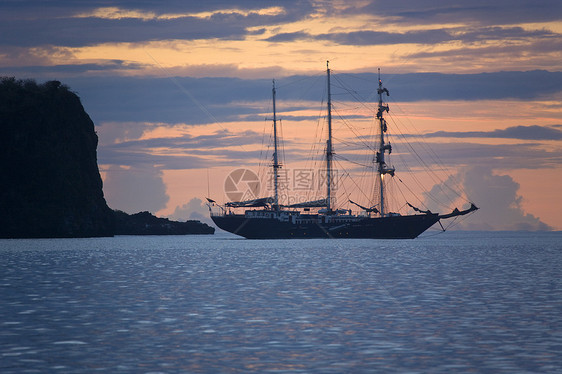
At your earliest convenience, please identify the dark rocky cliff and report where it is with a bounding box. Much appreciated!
[0,77,214,238]
[0,78,114,238]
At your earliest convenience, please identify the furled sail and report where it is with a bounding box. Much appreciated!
[226,197,274,208]
[407,202,433,215]
[349,200,379,213]
[438,203,479,219]
[285,199,329,208]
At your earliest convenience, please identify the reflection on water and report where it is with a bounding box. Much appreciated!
[1,231,561,373]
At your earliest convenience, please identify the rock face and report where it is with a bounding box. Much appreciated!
[0,78,114,238]
[0,77,215,238]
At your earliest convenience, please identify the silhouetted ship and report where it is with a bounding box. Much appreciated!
[208,63,478,239]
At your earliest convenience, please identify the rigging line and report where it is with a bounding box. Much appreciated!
[337,72,382,104]
[279,118,287,200]
[332,107,376,151]
[303,119,320,200]
[144,50,247,152]
[260,90,276,172]
[310,92,327,159]
[331,74,370,102]
[385,113,456,205]
[282,73,324,184]
[380,124,436,210]
[334,170,357,209]
[337,71,378,85]
[391,130,460,202]
[442,210,477,231]
[394,151,450,210]
[278,119,286,165]
[396,177,428,209]
[303,83,328,202]
[336,171,356,211]
[390,147,429,206]
[394,139,462,208]
[361,115,378,196]
[335,154,375,169]
[383,130,444,210]
[389,153,442,210]
[368,112,379,206]
[276,73,323,91]
[378,86,456,191]
[332,75,377,116]
[393,178,413,213]
[332,135,363,149]
[334,159,372,204]
[260,134,273,184]
[388,100,469,201]
[332,98,380,200]
[333,169,349,206]
[257,115,269,174]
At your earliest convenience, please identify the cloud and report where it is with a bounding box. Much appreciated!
[0,46,75,68]
[96,121,153,145]
[168,197,213,225]
[30,1,305,17]
[0,17,248,47]
[3,71,551,126]
[405,39,562,68]
[428,167,553,231]
[266,29,456,45]
[0,1,314,47]
[319,29,454,45]
[0,61,146,79]
[411,125,562,141]
[267,27,557,46]
[103,166,170,214]
[0,1,308,18]
[265,31,311,42]
[387,140,562,170]
[455,26,557,43]
[97,126,266,169]
[55,76,275,124]
[382,70,562,101]
[351,0,562,26]
[99,124,562,174]
[99,149,212,171]
[73,6,286,21]
[105,128,265,150]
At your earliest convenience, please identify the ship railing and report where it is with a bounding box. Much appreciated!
[207,204,227,217]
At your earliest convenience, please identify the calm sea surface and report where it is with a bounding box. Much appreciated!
[1,231,561,373]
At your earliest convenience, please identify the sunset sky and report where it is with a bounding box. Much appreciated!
[2,0,561,231]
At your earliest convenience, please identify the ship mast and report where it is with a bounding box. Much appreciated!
[375,69,394,217]
[272,80,280,211]
[326,61,333,212]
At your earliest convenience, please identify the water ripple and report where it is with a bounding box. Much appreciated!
[1,232,561,373]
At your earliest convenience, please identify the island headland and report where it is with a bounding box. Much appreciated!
[0,77,213,238]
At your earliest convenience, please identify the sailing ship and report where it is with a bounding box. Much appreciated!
[208,63,478,239]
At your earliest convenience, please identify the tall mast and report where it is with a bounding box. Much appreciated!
[326,61,333,212]
[272,79,280,211]
[376,69,394,217]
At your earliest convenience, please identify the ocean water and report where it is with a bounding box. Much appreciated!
[1,231,561,373]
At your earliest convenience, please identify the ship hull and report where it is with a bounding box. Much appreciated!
[211,214,440,239]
